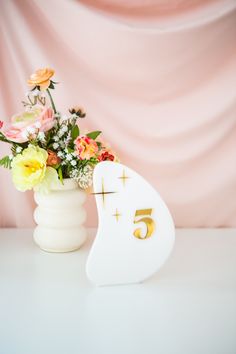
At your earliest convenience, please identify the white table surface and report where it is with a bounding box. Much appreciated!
[0,228,236,354]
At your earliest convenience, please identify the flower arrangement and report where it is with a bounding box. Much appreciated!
[0,68,117,193]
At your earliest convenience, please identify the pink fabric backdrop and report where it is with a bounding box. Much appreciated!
[0,0,236,228]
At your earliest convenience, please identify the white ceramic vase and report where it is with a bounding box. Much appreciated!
[33,178,87,252]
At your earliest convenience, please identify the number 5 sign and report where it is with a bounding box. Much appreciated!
[86,162,175,286]
[133,209,155,239]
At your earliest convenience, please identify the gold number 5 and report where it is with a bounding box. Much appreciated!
[133,209,155,240]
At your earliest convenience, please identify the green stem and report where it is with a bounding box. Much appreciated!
[0,132,13,144]
[46,88,57,113]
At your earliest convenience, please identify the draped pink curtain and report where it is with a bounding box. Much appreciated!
[0,0,236,228]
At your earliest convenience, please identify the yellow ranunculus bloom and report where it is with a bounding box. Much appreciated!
[34,166,60,194]
[11,146,48,191]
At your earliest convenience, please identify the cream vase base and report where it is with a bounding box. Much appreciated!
[33,225,87,253]
[33,179,87,253]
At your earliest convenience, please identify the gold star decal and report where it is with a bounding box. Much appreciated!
[113,208,122,222]
[92,178,116,208]
[118,169,130,187]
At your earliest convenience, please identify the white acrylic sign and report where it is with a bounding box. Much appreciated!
[86,161,175,286]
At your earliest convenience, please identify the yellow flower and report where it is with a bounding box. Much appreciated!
[11,146,48,191]
[27,68,55,89]
[34,166,60,194]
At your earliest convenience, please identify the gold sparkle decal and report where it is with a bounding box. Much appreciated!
[92,178,116,208]
[118,169,130,187]
[113,208,122,222]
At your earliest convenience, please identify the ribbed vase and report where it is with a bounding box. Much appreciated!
[33,178,87,252]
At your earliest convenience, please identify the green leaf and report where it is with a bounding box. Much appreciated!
[71,125,80,140]
[31,86,40,91]
[57,166,64,184]
[0,156,11,169]
[96,141,102,150]
[0,131,12,144]
[48,81,55,90]
[89,157,99,165]
[86,131,102,140]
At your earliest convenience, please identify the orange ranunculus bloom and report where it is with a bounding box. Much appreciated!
[28,68,55,89]
[46,150,61,166]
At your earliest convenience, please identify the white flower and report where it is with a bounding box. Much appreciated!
[35,121,41,129]
[21,131,29,139]
[57,151,64,158]
[53,143,59,149]
[71,165,94,189]
[25,106,32,112]
[60,141,65,149]
[64,132,71,146]
[61,125,68,132]
[53,135,59,142]
[70,160,77,166]
[31,88,40,97]
[58,130,64,138]
[38,132,45,141]
[9,154,13,160]
[26,126,36,134]
[61,115,69,121]
[70,169,77,178]
[16,146,23,154]
[66,154,72,161]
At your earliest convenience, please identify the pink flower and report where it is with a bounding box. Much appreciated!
[74,135,98,160]
[0,121,3,129]
[4,106,54,143]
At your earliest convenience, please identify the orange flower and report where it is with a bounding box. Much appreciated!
[46,150,61,166]
[74,136,98,160]
[28,68,55,90]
